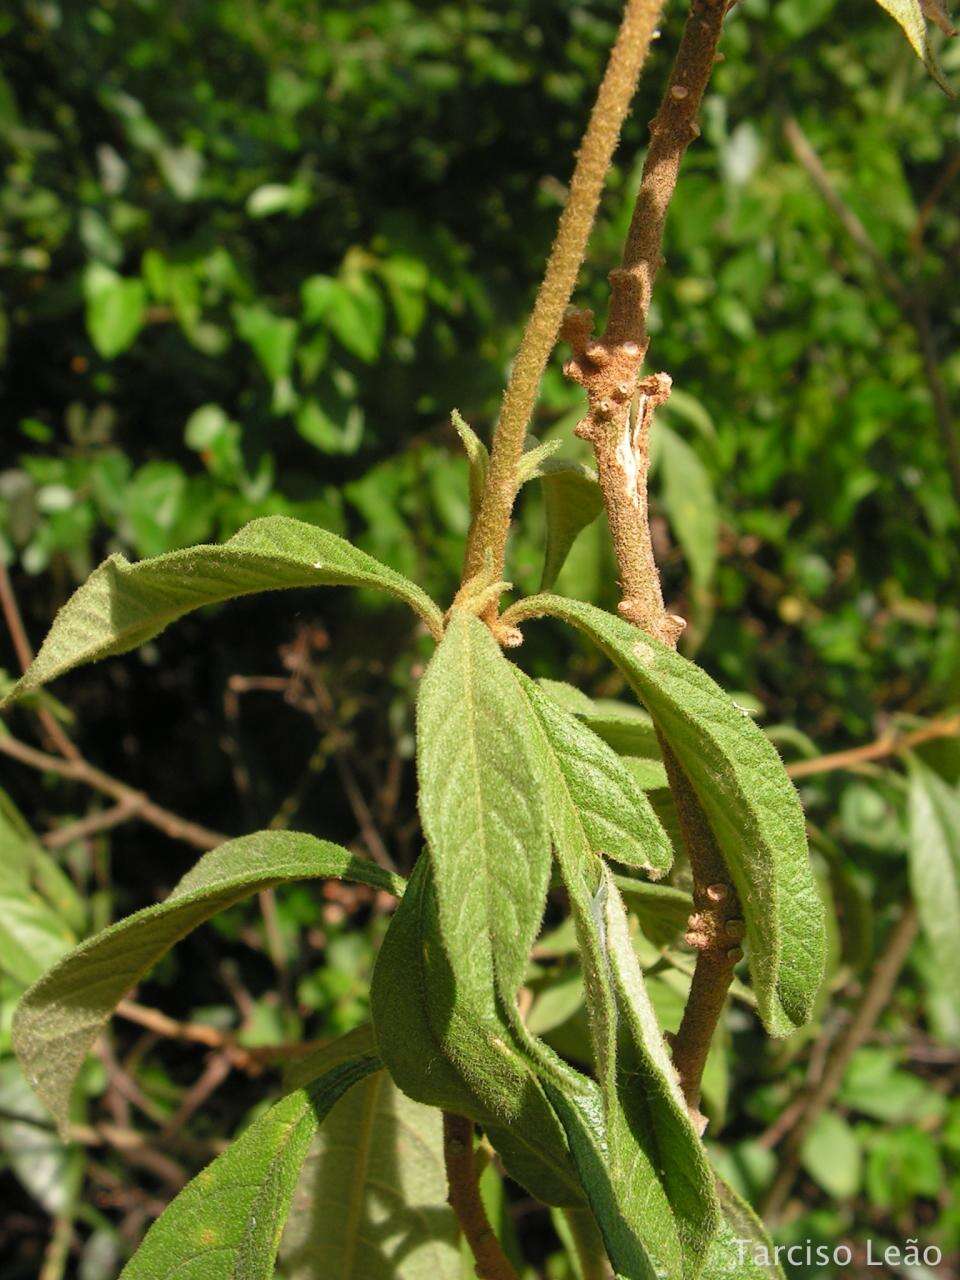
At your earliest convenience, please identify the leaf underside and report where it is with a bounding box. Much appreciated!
[2,515,442,706]
[14,832,402,1131]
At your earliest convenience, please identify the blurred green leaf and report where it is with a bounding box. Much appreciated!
[83,264,146,359]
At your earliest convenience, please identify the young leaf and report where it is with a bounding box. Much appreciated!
[508,595,825,1036]
[2,515,443,706]
[370,855,583,1207]
[14,832,402,1132]
[122,1055,380,1280]
[281,1029,460,1279]
[417,609,551,1006]
[907,756,960,996]
[517,436,564,484]
[515,671,672,875]
[874,0,954,94]
[702,1180,786,1279]
[451,410,489,514]
[538,461,604,590]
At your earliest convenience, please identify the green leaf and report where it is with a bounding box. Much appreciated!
[234,303,298,382]
[280,1029,461,1279]
[417,609,551,1006]
[370,856,583,1207]
[0,892,75,986]
[122,1055,379,1280]
[907,756,960,996]
[301,274,384,363]
[701,1181,786,1279]
[801,1111,862,1199]
[509,596,825,1036]
[614,877,693,947]
[0,1058,76,1215]
[451,410,489,515]
[2,515,443,705]
[538,461,604,590]
[874,0,954,94]
[13,832,402,1131]
[519,669,717,1279]
[514,671,672,875]
[517,436,563,484]
[83,264,146,359]
[657,426,718,590]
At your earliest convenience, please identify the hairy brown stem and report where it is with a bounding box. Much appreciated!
[443,1112,518,1280]
[760,905,919,1223]
[463,0,667,597]
[786,714,960,779]
[563,0,732,1123]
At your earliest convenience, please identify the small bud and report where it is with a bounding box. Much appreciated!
[585,342,608,365]
[670,84,689,100]
[622,341,641,357]
[706,883,728,903]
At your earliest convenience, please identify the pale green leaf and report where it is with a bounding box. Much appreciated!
[577,702,662,761]
[122,1055,379,1280]
[517,436,563,484]
[2,515,442,706]
[301,274,384,362]
[614,877,693,946]
[451,410,489,515]
[14,832,402,1131]
[874,0,954,93]
[417,610,551,1005]
[0,1058,75,1215]
[509,596,825,1036]
[280,1029,460,1280]
[234,303,298,382]
[801,1112,862,1199]
[514,671,672,875]
[538,461,604,590]
[84,264,146,359]
[907,756,960,995]
[657,426,718,589]
[0,893,74,986]
[370,856,583,1207]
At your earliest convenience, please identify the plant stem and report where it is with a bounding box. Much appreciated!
[605,0,729,348]
[786,714,960,779]
[462,0,667,593]
[563,0,731,1123]
[442,1112,518,1280]
[760,904,919,1223]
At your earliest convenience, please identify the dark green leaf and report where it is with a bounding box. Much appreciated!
[538,461,604,590]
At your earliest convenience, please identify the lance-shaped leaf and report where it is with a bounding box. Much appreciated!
[657,425,719,591]
[2,515,443,706]
[451,409,489,515]
[417,609,551,1005]
[519,673,717,1278]
[538,460,604,590]
[701,1180,786,1279]
[514,671,672,875]
[371,856,583,1207]
[874,0,954,94]
[508,595,825,1037]
[122,1054,379,1280]
[14,832,403,1131]
[281,1027,461,1280]
[907,756,960,997]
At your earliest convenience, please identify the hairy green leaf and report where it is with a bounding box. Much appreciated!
[2,516,443,706]
[14,832,402,1131]
[370,856,582,1206]
[907,756,960,996]
[281,1028,460,1279]
[509,596,825,1036]
[702,1181,786,1279]
[451,410,489,514]
[538,461,604,590]
[122,1055,379,1280]
[417,609,551,1005]
[515,671,672,875]
[874,0,954,93]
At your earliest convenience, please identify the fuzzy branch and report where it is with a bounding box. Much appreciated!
[462,0,667,596]
[443,1112,518,1280]
[562,0,732,1121]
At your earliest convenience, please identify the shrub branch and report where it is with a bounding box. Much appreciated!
[443,1112,518,1280]
[462,0,667,598]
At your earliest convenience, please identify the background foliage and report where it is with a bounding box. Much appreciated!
[1,0,958,1276]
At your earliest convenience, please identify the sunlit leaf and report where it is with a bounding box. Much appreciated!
[907,755,960,996]
[874,0,955,93]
